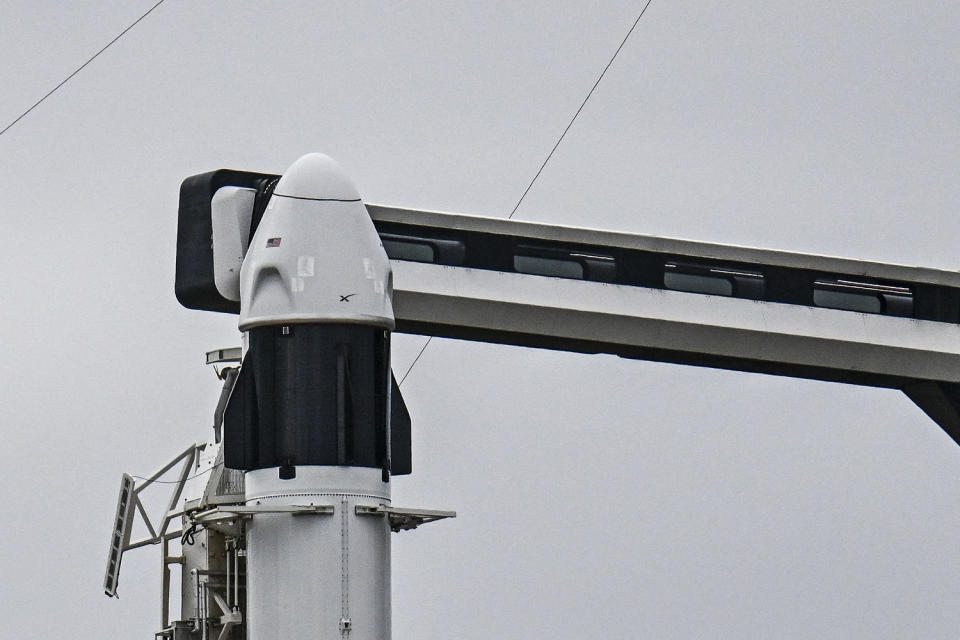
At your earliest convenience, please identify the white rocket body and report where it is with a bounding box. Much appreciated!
[244,468,391,639]
[228,154,395,640]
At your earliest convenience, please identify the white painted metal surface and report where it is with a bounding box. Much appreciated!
[210,186,255,301]
[239,154,394,331]
[244,466,392,640]
[391,260,960,385]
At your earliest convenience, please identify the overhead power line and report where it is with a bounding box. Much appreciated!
[507,0,656,220]
[398,0,655,388]
[398,337,433,387]
[0,0,167,139]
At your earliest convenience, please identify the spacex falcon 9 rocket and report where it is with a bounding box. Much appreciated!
[106,153,453,640]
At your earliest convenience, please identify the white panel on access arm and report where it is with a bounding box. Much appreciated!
[391,260,960,385]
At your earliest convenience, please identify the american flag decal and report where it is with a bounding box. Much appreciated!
[266,237,282,248]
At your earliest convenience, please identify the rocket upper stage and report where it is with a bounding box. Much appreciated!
[175,153,411,476]
[225,154,403,475]
[239,154,394,331]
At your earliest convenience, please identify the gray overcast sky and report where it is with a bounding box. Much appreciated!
[2,1,960,637]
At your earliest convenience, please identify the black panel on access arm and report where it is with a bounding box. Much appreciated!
[175,169,279,313]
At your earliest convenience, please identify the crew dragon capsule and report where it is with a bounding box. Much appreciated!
[224,153,397,479]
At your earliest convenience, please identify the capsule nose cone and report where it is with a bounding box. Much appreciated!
[273,153,361,201]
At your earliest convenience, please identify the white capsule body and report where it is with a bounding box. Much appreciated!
[239,154,393,331]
